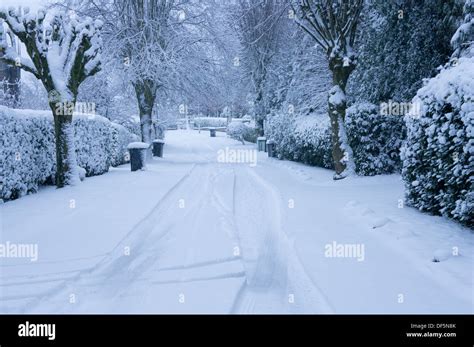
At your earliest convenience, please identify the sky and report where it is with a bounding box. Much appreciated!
[1,0,48,11]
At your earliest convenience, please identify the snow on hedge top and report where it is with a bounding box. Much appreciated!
[127,142,150,150]
[0,105,109,123]
[152,139,165,144]
[410,57,474,116]
[294,114,329,136]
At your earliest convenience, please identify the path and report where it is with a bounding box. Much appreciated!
[1,130,472,313]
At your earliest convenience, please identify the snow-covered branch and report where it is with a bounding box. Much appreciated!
[0,7,102,99]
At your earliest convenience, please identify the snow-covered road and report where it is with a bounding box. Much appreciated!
[1,130,472,313]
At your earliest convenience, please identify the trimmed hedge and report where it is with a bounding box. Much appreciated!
[346,102,406,176]
[265,113,333,169]
[193,117,228,128]
[265,105,406,176]
[401,57,474,226]
[0,106,138,200]
[227,120,259,143]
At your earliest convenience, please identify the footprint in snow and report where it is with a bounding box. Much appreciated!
[432,249,453,262]
[371,217,392,229]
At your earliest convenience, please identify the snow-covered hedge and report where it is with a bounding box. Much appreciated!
[227,121,259,143]
[0,108,56,200]
[401,58,474,226]
[193,117,228,128]
[0,106,138,200]
[346,103,406,176]
[74,116,112,176]
[266,107,406,176]
[110,123,138,167]
[265,113,333,168]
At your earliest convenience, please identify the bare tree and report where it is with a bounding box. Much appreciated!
[114,0,176,143]
[234,0,287,135]
[75,0,208,143]
[0,7,102,187]
[292,0,363,179]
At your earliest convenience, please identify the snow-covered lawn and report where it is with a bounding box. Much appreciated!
[1,130,472,313]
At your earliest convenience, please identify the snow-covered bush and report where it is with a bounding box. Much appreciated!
[0,106,138,200]
[266,107,406,175]
[0,108,55,200]
[292,117,333,168]
[401,58,474,226]
[265,113,333,169]
[193,117,228,128]
[153,123,166,140]
[110,123,138,167]
[227,121,258,143]
[346,103,405,176]
[74,116,112,176]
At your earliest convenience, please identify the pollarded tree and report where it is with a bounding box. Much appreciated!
[0,7,102,187]
[291,0,363,179]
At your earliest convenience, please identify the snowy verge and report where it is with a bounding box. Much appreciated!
[255,155,473,313]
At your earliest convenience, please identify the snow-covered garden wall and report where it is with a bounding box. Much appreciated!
[0,106,139,200]
[401,57,474,226]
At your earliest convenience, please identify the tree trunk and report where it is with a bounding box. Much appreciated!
[255,88,265,136]
[134,80,157,144]
[328,63,355,180]
[50,102,78,188]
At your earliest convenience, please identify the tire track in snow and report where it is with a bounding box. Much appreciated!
[152,256,241,272]
[19,163,201,312]
[231,166,333,313]
[25,164,245,313]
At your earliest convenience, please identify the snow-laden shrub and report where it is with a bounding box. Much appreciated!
[265,113,333,168]
[0,106,138,200]
[264,113,296,159]
[153,123,166,140]
[401,57,474,226]
[292,117,333,168]
[109,123,137,167]
[266,108,406,175]
[227,121,259,143]
[346,102,406,176]
[0,108,56,200]
[193,117,228,128]
[74,115,112,176]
